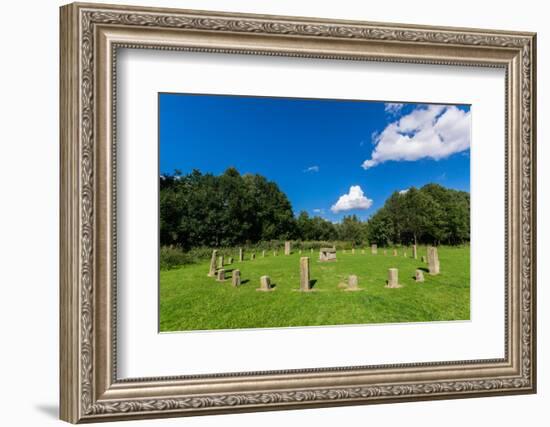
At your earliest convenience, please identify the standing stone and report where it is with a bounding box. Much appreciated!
[310,248,313,254]
[208,249,218,277]
[300,257,311,291]
[403,250,407,257]
[239,248,244,262]
[371,244,378,254]
[262,250,265,258]
[383,249,387,256]
[250,253,255,261]
[413,244,418,259]
[393,249,397,256]
[346,275,362,291]
[232,269,241,287]
[227,257,233,265]
[284,241,291,255]
[361,249,365,254]
[273,251,277,257]
[415,269,425,283]
[421,255,427,263]
[299,249,302,254]
[319,247,337,262]
[386,268,401,288]
[257,275,272,291]
[352,248,355,255]
[217,268,226,282]
[427,247,440,275]
[217,255,224,269]
[343,249,346,254]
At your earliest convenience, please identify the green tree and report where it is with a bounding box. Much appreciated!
[160,168,297,248]
[366,184,470,246]
[337,215,364,244]
[160,169,469,248]
[366,209,393,246]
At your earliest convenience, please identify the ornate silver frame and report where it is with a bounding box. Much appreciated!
[60,2,537,423]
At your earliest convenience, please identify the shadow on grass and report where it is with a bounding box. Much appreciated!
[241,279,250,285]
[418,267,429,273]
[309,279,318,289]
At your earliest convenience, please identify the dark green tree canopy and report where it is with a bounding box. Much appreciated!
[160,168,296,249]
[366,184,470,246]
[160,169,469,248]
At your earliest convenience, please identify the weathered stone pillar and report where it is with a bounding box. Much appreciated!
[352,248,355,255]
[228,257,233,265]
[262,250,265,258]
[300,257,311,291]
[251,253,255,261]
[257,275,272,291]
[413,244,418,259]
[415,269,425,282]
[232,269,241,287]
[427,246,440,275]
[217,268,225,282]
[208,249,218,277]
[239,248,244,262]
[347,275,361,291]
[284,241,291,255]
[421,255,427,263]
[371,244,378,254]
[217,255,224,269]
[393,249,397,256]
[383,249,387,256]
[386,268,401,288]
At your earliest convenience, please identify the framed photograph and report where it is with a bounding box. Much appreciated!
[60,2,537,423]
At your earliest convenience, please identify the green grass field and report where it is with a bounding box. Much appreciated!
[159,246,470,332]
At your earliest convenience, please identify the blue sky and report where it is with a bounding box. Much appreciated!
[159,93,470,222]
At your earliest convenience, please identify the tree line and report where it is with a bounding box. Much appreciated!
[160,168,469,249]
[366,184,469,246]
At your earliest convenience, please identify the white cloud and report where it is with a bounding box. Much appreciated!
[303,165,320,173]
[313,208,325,214]
[362,105,471,169]
[384,102,404,115]
[331,185,373,213]
[398,189,409,195]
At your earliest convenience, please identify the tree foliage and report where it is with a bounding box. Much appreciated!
[296,211,337,241]
[160,168,296,249]
[366,184,470,246]
[160,169,469,249]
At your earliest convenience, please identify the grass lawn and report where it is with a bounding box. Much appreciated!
[159,246,470,332]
